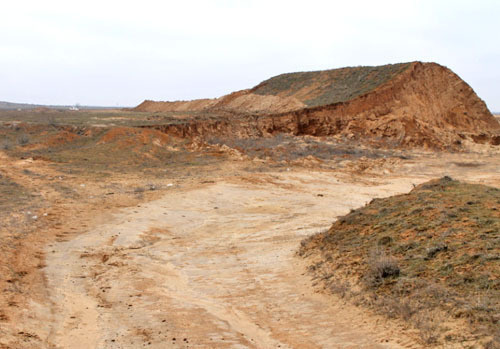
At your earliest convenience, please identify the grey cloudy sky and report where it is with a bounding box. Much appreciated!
[1,0,499,110]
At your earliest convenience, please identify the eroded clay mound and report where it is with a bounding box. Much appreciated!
[134,62,500,149]
[133,63,410,114]
[265,62,500,148]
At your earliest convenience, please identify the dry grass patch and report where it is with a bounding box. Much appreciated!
[300,177,500,347]
[251,63,411,107]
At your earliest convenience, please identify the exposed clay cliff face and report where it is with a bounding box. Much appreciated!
[135,62,500,149]
[258,62,500,148]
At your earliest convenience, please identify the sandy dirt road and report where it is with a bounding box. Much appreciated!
[42,171,428,349]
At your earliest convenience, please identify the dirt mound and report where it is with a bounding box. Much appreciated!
[44,130,80,147]
[92,127,180,162]
[134,62,500,149]
[134,91,305,115]
[97,126,170,147]
[263,62,500,148]
[134,63,411,114]
[210,90,306,114]
[251,63,411,107]
[299,177,500,346]
[134,99,217,113]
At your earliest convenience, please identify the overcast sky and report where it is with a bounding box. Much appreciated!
[1,0,499,110]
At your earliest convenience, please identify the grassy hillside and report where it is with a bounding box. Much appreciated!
[251,63,411,107]
[300,177,499,346]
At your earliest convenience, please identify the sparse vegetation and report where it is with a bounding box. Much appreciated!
[300,177,500,346]
[0,176,36,211]
[365,248,400,287]
[46,114,57,127]
[0,122,219,179]
[252,63,411,107]
[17,134,29,145]
[1,139,11,150]
[0,108,216,127]
[134,186,145,193]
[206,133,405,162]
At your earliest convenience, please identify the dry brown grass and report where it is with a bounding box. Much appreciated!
[251,63,411,107]
[300,177,500,346]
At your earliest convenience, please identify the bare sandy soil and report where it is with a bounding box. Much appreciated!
[43,173,424,349]
[2,149,500,348]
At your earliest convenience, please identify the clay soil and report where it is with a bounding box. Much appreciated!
[133,62,500,150]
[1,114,500,348]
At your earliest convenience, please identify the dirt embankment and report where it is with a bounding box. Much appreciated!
[299,177,500,347]
[262,62,500,148]
[134,62,500,150]
[134,90,305,115]
[134,98,218,113]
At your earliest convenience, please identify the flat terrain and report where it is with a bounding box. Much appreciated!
[0,110,499,348]
[44,171,423,348]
